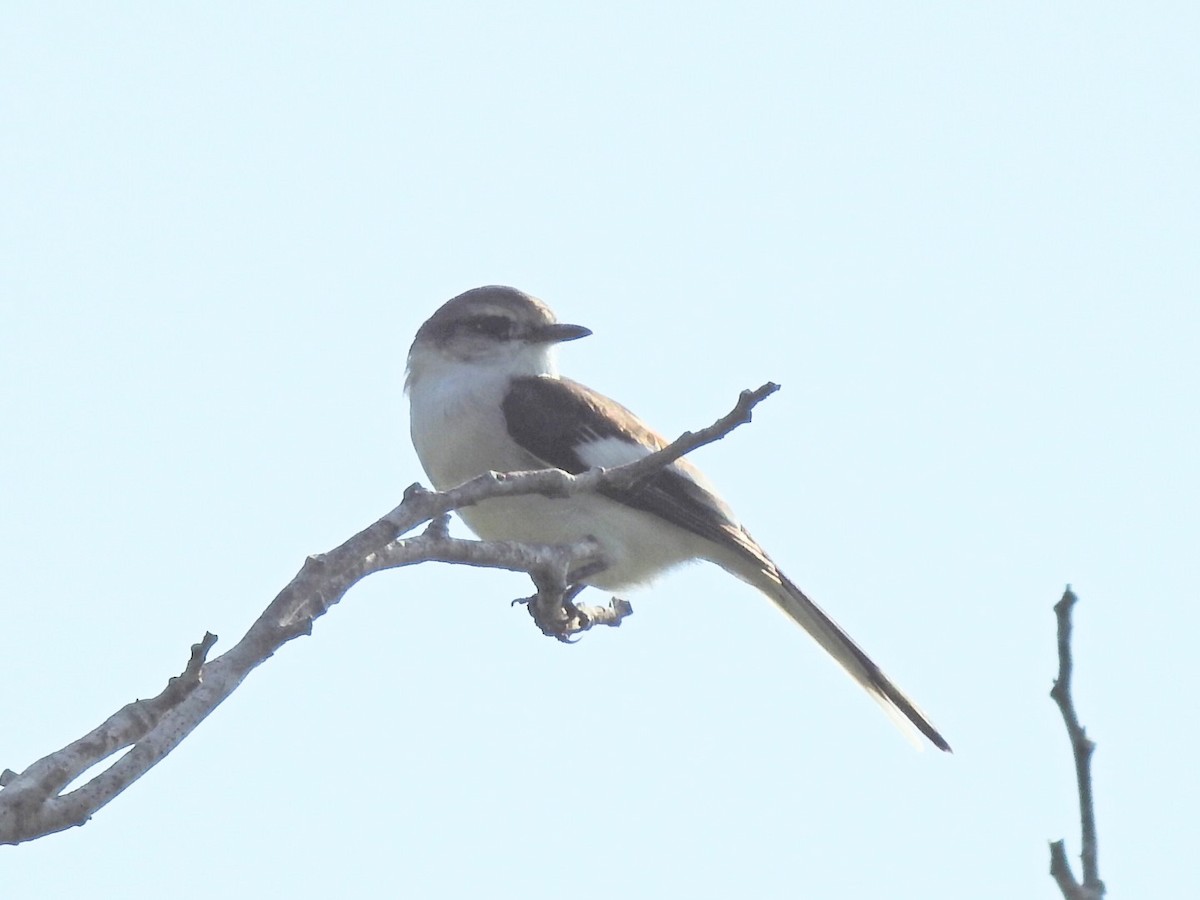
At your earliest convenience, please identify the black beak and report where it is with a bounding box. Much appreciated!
[537,322,592,344]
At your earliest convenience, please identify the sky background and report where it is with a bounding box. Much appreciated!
[2,3,1197,897]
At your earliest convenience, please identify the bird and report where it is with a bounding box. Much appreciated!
[405,285,950,751]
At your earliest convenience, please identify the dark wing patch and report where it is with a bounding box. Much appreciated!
[502,376,766,565]
[501,375,633,474]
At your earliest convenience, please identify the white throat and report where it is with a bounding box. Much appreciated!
[406,340,561,491]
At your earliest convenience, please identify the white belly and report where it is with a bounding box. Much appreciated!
[457,490,701,590]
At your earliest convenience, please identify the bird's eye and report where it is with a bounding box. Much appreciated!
[466,316,515,339]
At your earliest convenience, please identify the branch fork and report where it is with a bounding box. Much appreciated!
[0,382,781,844]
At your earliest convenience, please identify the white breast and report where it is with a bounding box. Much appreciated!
[408,361,539,490]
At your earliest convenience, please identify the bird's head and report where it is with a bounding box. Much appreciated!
[406,285,591,390]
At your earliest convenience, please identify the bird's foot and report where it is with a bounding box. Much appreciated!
[512,582,591,642]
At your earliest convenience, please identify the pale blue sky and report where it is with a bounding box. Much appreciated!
[3,3,1197,897]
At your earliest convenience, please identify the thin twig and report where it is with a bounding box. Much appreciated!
[596,381,781,490]
[1048,585,1105,900]
[398,381,783,528]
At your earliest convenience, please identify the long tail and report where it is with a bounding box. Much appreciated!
[749,562,951,752]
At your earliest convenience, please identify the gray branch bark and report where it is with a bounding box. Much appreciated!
[1048,586,1106,900]
[0,382,779,845]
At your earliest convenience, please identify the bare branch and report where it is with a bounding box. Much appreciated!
[0,382,778,844]
[595,381,780,491]
[394,381,782,531]
[0,633,218,839]
[1048,586,1105,900]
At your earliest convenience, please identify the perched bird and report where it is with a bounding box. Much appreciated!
[406,285,949,751]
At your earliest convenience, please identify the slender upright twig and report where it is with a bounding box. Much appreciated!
[1048,586,1105,900]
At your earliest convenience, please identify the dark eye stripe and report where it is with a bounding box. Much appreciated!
[463,315,515,339]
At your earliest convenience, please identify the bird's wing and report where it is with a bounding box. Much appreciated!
[501,375,764,563]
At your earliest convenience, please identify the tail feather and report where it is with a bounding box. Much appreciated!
[758,567,951,752]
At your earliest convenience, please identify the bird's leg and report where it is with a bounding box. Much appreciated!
[560,582,590,630]
[559,559,609,631]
